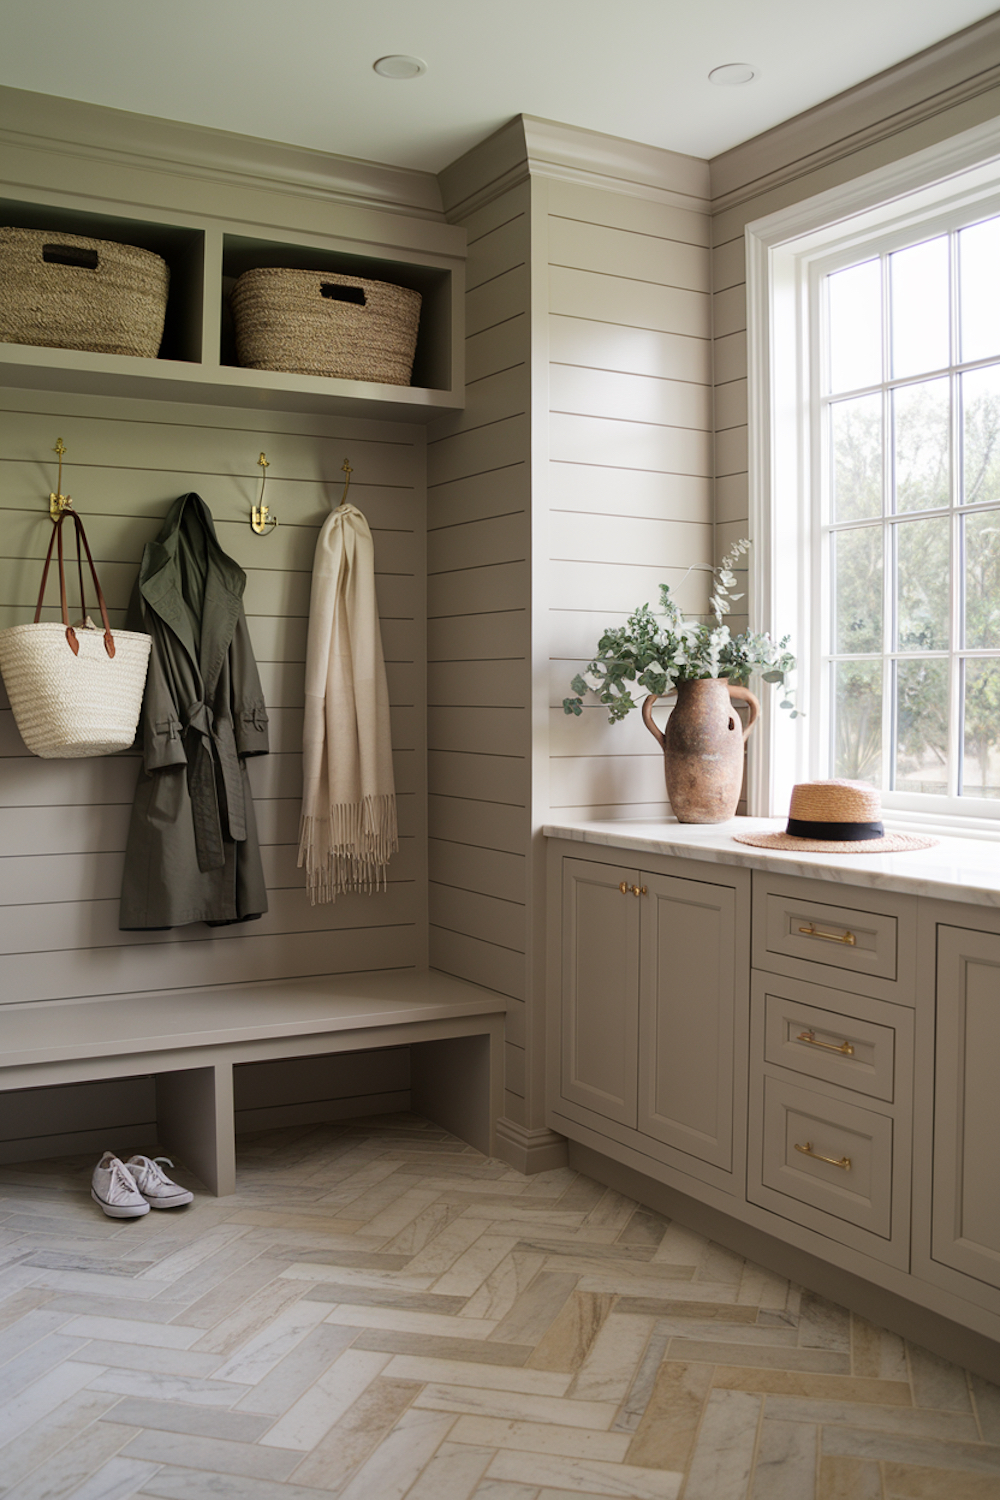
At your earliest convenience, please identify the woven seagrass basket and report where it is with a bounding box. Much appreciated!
[231,268,422,386]
[0,227,169,358]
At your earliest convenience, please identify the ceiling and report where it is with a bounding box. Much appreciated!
[3,0,997,175]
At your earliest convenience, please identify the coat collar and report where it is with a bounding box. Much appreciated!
[140,494,245,688]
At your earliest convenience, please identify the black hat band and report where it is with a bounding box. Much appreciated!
[785,818,885,842]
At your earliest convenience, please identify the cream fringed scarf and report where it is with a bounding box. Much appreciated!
[298,503,397,903]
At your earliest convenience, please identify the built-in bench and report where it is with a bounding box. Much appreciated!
[0,970,507,1194]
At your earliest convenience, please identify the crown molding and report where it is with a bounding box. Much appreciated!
[438,113,711,223]
[0,86,446,222]
[710,12,1000,216]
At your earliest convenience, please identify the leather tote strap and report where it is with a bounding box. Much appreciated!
[32,511,115,659]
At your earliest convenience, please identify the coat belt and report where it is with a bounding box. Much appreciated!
[184,699,247,872]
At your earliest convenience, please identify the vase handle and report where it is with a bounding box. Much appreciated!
[641,691,675,749]
[726,683,761,742]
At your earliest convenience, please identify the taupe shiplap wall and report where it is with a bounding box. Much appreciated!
[0,387,426,1155]
[542,173,714,819]
[426,182,533,1130]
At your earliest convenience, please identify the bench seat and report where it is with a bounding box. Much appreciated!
[0,969,508,1194]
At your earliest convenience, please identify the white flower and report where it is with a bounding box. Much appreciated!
[582,670,603,692]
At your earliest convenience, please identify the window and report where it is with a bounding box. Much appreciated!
[747,120,1000,835]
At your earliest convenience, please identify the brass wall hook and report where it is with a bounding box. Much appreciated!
[336,458,352,510]
[49,438,74,520]
[251,453,278,535]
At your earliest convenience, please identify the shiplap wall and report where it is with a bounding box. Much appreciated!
[0,386,426,1158]
[425,182,533,1130]
[542,175,715,820]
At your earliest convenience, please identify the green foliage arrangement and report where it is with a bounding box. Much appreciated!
[563,540,798,725]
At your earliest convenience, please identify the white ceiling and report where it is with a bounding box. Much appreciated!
[3,0,997,174]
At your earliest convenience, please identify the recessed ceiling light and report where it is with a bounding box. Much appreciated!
[708,63,757,86]
[373,55,427,80]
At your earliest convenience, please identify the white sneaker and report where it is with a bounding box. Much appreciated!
[91,1152,150,1218]
[124,1155,194,1209]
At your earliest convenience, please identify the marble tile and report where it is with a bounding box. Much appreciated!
[350,1327,533,1366]
[822,1425,1000,1473]
[851,1315,910,1382]
[817,1454,883,1500]
[303,1282,468,1313]
[125,1426,301,1481]
[652,1317,799,1345]
[136,1465,334,1499]
[0,1285,55,1329]
[668,1337,851,1373]
[797,1293,852,1353]
[23,1454,160,1500]
[450,1413,631,1462]
[280,1262,437,1291]
[516,1238,656,1265]
[585,1189,638,1231]
[72,1338,225,1377]
[0,1306,75,1361]
[264,1245,413,1269]
[361,1189,444,1241]
[191,1275,315,1360]
[882,1462,1000,1498]
[713,1365,912,1404]
[325,1303,499,1340]
[489,1273,580,1347]
[235,1322,359,1415]
[62,1314,204,1349]
[156,1255,292,1329]
[433,1236,521,1299]
[461,1252,547,1323]
[766,1393,979,1441]
[615,1297,758,1319]
[973,1375,1000,1444]
[381,1354,571,1395]
[577,1274,738,1299]
[259,1347,392,1450]
[570,1312,656,1403]
[102,1394,272,1441]
[223,1210,368,1234]
[208,1297,331,1383]
[384,1202,469,1257]
[290,1374,423,1488]
[617,1207,670,1247]
[472,1483,539,1500]
[0,1387,120,1493]
[625,1359,713,1471]
[484,1448,682,1500]
[0,1351,98,1441]
[413,1381,618,1430]
[683,1389,763,1500]
[749,1417,818,1500]
[46,1294,194,1324]
[403,1440,494,1500]
[525,1291,615,1372]
[612,1320,671,1432]
[404,1218,501,1278]
[909,1342,975,1411]
[650,1220,708,1265]
[87,1367,250,1406]
[135,1224,251,1284]
[335,1406,458,1500]
[737,1264,791,1310]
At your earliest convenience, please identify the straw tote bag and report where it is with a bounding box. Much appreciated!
[0,509,151,757]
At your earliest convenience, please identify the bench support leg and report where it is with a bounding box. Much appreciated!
[156,1064,235,1197]
[411,1024,502,1158]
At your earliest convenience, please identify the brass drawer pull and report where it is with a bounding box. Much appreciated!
[619,881,628,895]
[799,923,856,946]
[631,885,647,897]
[795,1140,851,1170]
[796,1029,855,1057]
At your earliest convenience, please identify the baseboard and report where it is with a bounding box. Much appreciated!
[494,1118,569,1174]
[570,1141,1000,1385]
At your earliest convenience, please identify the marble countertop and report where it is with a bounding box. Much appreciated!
[543,817,1000,907]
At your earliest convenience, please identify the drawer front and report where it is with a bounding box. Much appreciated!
[760,986,896,1101]
[754,1075,894,1239]
[762,891,898,984]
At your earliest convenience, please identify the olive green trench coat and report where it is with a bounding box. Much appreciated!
[119,493,270,930]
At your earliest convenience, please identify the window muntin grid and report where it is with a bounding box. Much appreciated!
[820,216,1000,808]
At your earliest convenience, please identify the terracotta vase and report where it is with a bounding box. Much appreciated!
[641,677,761,824]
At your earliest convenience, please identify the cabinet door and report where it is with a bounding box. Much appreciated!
[560,858,639,1127]
[637,871,736,1172]
[932,925,1000,1289]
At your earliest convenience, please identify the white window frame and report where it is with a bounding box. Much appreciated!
[746,115,1000,838]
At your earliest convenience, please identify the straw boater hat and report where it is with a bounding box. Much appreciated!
[733,779,937,853]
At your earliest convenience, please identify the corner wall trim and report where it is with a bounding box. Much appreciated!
[494,1118,569,1175]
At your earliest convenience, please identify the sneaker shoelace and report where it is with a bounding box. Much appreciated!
[105,1156,145,1205]
[131,1156,177,1189]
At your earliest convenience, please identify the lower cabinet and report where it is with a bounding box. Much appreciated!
[930,924,1000,1291]
[557,854,747,1193]
[547,837,1000,1356]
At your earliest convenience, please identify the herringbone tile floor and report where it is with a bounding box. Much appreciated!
[0,1113,998,1499]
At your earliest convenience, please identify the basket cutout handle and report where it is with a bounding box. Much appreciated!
[34,511,116,658]
[321,283,365,305]
[43,244,99,270]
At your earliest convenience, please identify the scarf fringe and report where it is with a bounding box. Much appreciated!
[298,793,398,905]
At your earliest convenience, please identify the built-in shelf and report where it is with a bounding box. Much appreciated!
[0,194,465,423]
